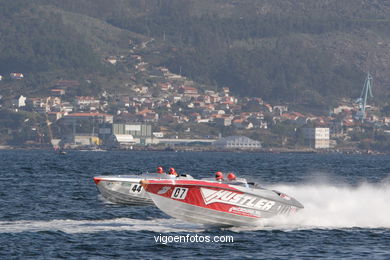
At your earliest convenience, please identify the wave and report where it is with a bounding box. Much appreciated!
[0,218,204,234]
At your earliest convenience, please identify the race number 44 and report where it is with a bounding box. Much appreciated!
[130,184,142,193]
[171,187,188,200]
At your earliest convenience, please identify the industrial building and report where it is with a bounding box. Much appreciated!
[59,113,113,148]
[212,136,262,149]
[303,127,330,149]
[106,134,135,149]
[61,134,101,146]
[99,123,152,145]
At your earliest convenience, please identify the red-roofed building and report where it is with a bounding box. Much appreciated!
[231,117,253,129]
[136,108,153,116]
[51,89,65,96]
[263,103,273,112]
[137,109,158,122]
[56,80,80,87]
[221,96,237,105]
[159,83,172,91]
[179,86,198,95]
[343,118,355,126]
[281,113,299,121]
[292,112,305,117]
[64,113,113,123]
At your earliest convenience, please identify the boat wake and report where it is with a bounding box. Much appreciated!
[0,218,204,234]
[230,181,390,231]
[2,181,390,234]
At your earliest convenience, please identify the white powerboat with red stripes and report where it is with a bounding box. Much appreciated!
[93,173,193,206]
[141,178,303,226]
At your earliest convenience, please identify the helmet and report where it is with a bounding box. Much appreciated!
[215,171,223,180]
[227,173,236,181]
[169,168,177,175]
[157,167,164,174]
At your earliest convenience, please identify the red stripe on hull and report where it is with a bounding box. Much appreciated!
[142,180,264,219]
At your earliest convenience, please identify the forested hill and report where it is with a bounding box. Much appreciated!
[0,1,100,74]
[1,0,390,107]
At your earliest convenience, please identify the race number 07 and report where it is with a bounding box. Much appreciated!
[171,187,188,200]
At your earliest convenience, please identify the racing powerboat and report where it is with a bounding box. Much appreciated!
[141,178,303,226]
[93,173,193,205]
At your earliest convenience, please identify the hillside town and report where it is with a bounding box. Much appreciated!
[1,50,390,153]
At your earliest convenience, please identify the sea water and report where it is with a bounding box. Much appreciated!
[0,150,389,259]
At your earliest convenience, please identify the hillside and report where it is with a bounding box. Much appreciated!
[0,2,99,74]
[1,0,390,108]
[47,6,148,56]
[0,0,149,97]
[105,0,390,106]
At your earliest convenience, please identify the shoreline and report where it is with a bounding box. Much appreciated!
[0,145,386,155]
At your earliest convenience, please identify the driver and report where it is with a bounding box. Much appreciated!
[215,171,224,181]
[168,167,178,176]
[227,172,236,181]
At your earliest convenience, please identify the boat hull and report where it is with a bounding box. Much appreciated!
[94,176,153,205]
[148,193,260,226]
[142,179,303,227]
[93,174,193,206]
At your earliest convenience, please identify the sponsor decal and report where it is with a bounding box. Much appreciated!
[200,188,275,211]
[157,186,171,195]
[229,207,262,217]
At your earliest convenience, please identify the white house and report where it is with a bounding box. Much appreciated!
[74,96,100,110]
[333,105,354,114]
[106,56,118,65]
[13,95,27,107]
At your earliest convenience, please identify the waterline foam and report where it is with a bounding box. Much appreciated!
[257,181,390,230]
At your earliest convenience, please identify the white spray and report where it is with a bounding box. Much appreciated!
[259,181,390,230]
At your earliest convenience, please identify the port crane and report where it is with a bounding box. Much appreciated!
[355,72,373,122]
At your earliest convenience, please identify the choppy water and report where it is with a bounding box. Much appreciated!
[1,150,390,259]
